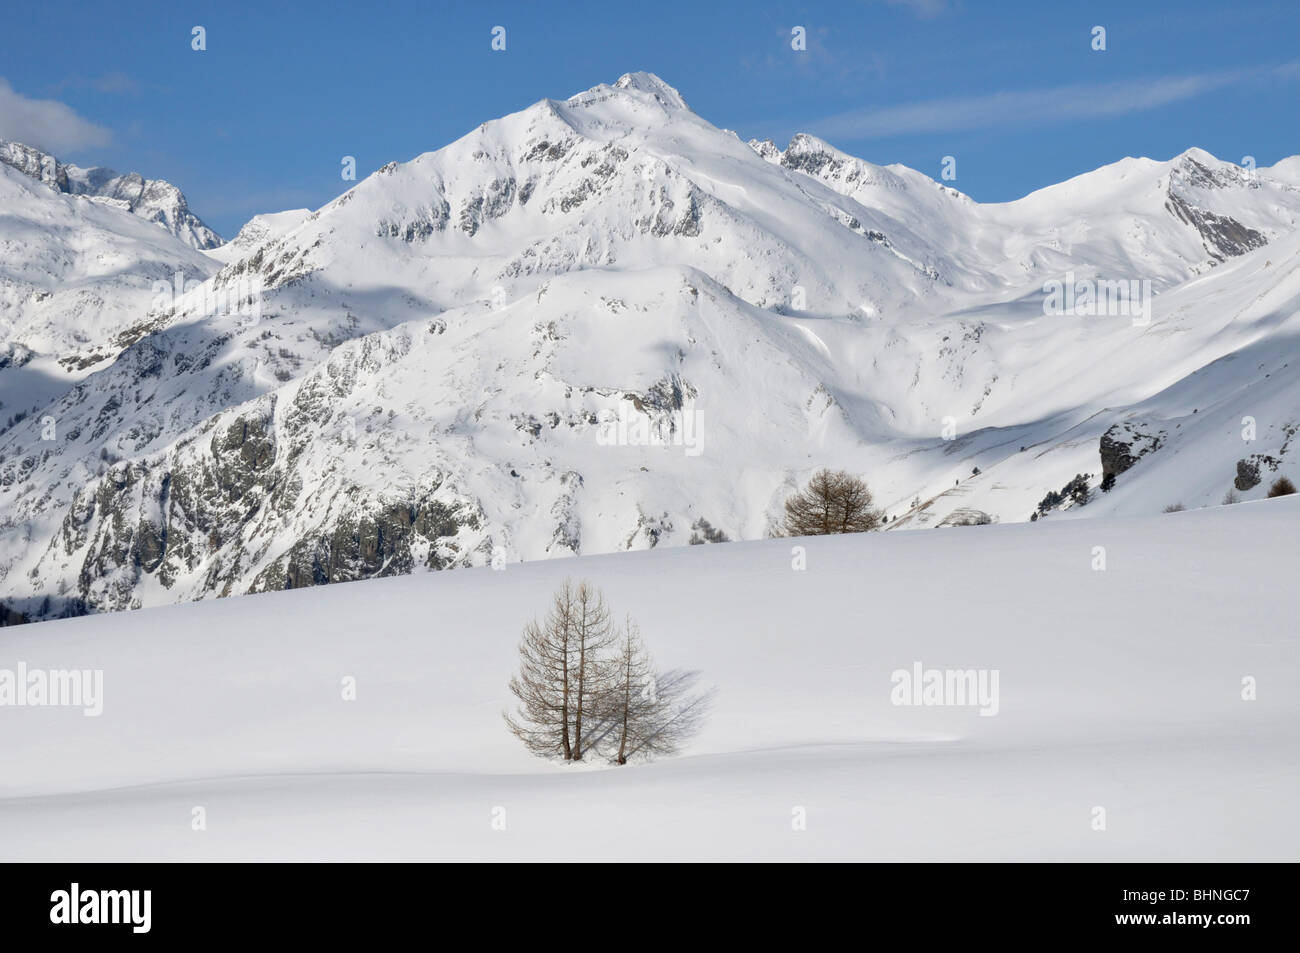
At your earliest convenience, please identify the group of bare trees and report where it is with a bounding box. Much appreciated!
[504,580,707,764]
[782,468,883,536]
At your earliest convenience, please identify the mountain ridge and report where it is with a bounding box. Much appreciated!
[1,71,1298,623]
[0,138,222,250]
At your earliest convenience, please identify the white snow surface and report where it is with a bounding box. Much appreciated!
[0,497,1296,861]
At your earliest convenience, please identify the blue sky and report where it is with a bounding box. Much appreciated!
[1,0,1297,238]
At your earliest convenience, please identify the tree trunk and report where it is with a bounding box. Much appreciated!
[561,645,572,760]
[616,654,631,765]
[573,638,585,761]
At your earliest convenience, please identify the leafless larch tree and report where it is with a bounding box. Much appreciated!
[504,579,710,765]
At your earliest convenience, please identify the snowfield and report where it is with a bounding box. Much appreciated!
[2,497,1296,861]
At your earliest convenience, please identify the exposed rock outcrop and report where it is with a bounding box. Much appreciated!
[1235,453,1281,491]
[1100,421,1166,479]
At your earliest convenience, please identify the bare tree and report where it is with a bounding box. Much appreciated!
[506,580,711,765]
[1268,476,1296,497]
[570,580,618,761]
[608,618,658,764]
[503,581,577,760]
[613,665,713,764]
[783,468,883,536]
[591,617,711,764]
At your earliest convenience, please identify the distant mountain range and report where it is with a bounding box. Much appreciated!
[0,139,222,250]
[2,72,1298,622]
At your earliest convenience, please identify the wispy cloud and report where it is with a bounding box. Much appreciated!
[0,77,112,153]
[742,24,888,84]
[804,63,1300,141]
[879,0,950,19]
[53,72,142,96]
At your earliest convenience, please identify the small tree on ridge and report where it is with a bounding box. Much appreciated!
[783,468,883,536]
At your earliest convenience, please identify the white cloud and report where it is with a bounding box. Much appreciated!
[0,77,112,153]
[805,64,1298,141]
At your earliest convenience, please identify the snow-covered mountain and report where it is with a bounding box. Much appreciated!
[1,71,1298,621]
[0,143,220,423]
[0,139,223,250]
[205,208,310,266]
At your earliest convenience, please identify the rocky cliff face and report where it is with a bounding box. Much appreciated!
[29,384,487,614]
[0,140,69,189]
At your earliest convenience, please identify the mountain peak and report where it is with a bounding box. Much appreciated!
[0,139,66,189]
[611,71,689,110]
[0,137,222,250]
[1167,146,1259,196]
[785,132,837,155]
[1175,146,1222,166]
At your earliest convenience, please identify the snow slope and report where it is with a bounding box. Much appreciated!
[1,497,1296,860]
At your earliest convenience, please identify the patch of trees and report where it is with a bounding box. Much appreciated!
[688,517,729,545]
[0,600,30,627]
[1031,473,1092,520]
[504,579,710,764]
